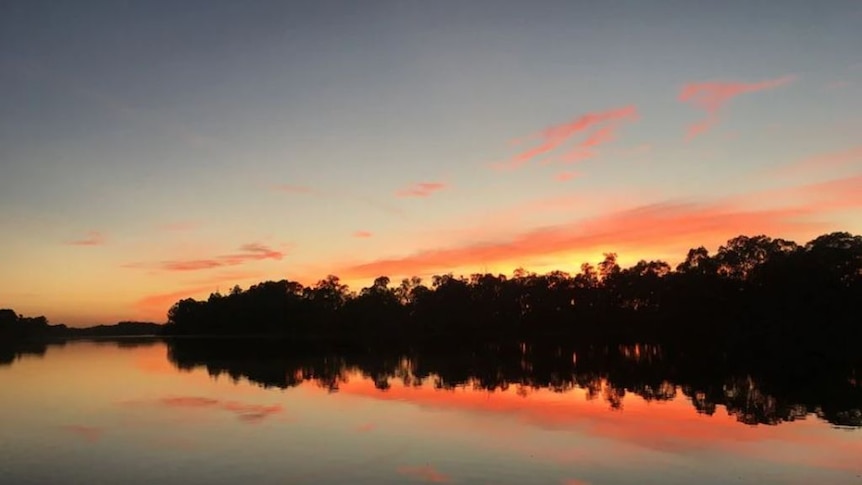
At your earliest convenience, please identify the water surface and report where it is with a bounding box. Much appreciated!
[1,339,860,484]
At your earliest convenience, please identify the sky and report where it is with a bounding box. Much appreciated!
[1,0,861,325]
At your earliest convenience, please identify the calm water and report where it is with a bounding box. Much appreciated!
[1,339,860,485]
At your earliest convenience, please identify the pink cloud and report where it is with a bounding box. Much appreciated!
[341,174,861,279]
[271,184,314,194]
[59,425,103,443]
[557,125,618,164]
[126,242,284,273]
[396,182,448,198]
[497,106,638,170]
[396,465,451,483]
[353,230,373,238]
[342,203,814,278]
[679,75,795,139]
[66,231,105,246]
[161,260,223,271]
[555,171,581,182]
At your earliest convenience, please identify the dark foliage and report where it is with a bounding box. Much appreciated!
[0,309,161,342]
[162,232,862,352]
[165,337,862,428]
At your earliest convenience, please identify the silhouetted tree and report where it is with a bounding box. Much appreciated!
[156,231,861,357]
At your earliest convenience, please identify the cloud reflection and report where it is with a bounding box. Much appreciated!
[397,465,451,483]
[120,396,285,423]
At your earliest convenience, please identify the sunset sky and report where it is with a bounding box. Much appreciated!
[2,1,861,325]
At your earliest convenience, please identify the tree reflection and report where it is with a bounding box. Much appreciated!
[164,337,862,428]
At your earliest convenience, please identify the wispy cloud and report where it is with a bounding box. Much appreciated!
[126,243,284,273]
[496,106,638,170]
[396,182,448,198]
[341,174,861,279]
[556,125,618,164]
[342,203,813,278]
[554,171,581,182]
[396,465,451,483]
[353,230,373,238]
[679,75,795,139]
[66,231,105,246]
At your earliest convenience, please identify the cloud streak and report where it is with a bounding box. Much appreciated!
[129,396,285,423]
[343,203,812,278]
[341,175,861,278]
[679,75,795,139]
[353,230,373,238]
[396,182,448,198]
[66,231,105,246]
[396,465,451,483]
[497,106,638,170]
[127,243,284,273]
[555,171,581,182]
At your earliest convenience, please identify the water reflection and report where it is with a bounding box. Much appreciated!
[161,338,862,428]
[2,339,862,485]
[0,338,53,365]
[0,337,162,366]
[3,336,860,428]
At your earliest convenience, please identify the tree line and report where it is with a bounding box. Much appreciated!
[164,231,862,352]
[0,309,160,341]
